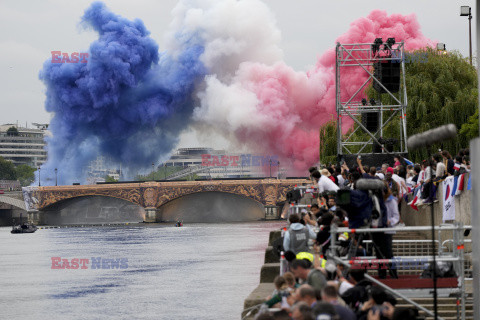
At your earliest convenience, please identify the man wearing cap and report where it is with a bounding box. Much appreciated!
[385,167,400,200]
[312,170,339,194]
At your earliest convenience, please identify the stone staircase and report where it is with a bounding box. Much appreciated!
[397,297,474,320]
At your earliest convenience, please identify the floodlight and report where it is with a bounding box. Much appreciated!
[436,43,446,51]
[460,6,471,16]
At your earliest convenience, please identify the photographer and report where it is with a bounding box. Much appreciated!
[336,178,396,279]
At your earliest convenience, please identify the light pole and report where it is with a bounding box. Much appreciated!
[269,159,272,178]
[38,166,41,186]
[460,6,473,65]
[151,163,155,180]
[164,163,167,180]
[55,168,58,186]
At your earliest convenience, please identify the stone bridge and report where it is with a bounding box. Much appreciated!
[22,178,307,223]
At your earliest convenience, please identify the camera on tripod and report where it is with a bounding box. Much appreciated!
[335,179,386,228]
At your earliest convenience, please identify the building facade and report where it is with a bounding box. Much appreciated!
[0,124,48,167]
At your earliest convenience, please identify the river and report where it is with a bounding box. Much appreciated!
[0,222,283,320]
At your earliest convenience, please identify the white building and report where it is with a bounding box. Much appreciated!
[0,123,48,167]
[163,148,281,179]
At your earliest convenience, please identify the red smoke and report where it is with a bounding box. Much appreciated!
[232,10,435,172]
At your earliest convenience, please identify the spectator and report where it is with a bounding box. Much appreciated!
[291,301,315,320]
[433,154,446,179]
[381,163,389,176]
[284,271,298,290]
[290,259,327,292]
[454,155,463,172]
[327,167,338,185]
[312,170,339,193]
[295,284,318,308]
[335,166,345,187]
[321,285,356,320]
[358,286,396,320]
[341,269,372,312]
[376,167,385,180]
[308,166,318,182]
[283,213,316,254]
[312,302,338,320]
[385,168,400,200]
[316,212,334,255]
[369,167,380,179]
[441,150,454,175]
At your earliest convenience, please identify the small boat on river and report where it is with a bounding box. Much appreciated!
[11,223,38,234]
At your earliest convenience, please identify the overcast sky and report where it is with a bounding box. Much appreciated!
[0,0,476,141]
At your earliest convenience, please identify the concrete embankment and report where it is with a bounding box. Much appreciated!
[242,229,281,319]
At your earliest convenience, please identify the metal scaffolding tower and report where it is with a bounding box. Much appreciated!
[335,40,408,160]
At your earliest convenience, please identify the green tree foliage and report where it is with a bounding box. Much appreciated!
[15,164,35,186]
[6,126,18,136]
[104,175,118,183]
[319,48,478,163]
[0,157,17,180]
[459,109,479,141]
[319,120,338,165]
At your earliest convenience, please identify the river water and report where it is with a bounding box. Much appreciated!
[0,222,283,320]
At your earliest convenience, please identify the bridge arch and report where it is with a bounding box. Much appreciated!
[0,195,26,211]
[156,191,266,223]
[40,195,145,225]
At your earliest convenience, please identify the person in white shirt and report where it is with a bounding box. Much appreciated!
[433,154,446,178]
[312,169,339,194]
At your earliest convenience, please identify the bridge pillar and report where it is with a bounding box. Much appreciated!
[144,207,159,223]
[28,211,41,225]
[264,206,279,220]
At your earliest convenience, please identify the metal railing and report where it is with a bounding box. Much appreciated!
[329,223,469,320]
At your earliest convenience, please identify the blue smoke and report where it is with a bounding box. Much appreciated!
[38,2,206,185]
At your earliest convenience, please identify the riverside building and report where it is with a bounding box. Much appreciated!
[0,123,48,167]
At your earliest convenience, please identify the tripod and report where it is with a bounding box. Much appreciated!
[347,229,398,279]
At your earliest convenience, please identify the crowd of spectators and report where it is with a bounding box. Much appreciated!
[254,149,470,320]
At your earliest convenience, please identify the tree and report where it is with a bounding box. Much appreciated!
[320,48,478,163]
[6,126,19,136]
[319,120,338,165]
[0,157,17,180]
[459,110,479,141]
[15,164,35,186]
[104,175,118,183]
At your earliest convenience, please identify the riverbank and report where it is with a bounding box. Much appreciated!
[241,229,282,319]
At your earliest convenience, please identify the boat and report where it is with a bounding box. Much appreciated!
[11,223,38,234]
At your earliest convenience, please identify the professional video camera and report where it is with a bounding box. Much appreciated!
[335,179,387,229]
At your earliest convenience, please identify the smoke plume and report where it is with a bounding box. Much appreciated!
[38,2,205,184]
[38,1,434,184]
[194,9,435,172]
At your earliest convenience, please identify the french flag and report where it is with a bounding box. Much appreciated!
[451,174,466,196]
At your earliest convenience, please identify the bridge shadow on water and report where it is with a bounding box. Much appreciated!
[40,192,265,225]
[157,191,265,223]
